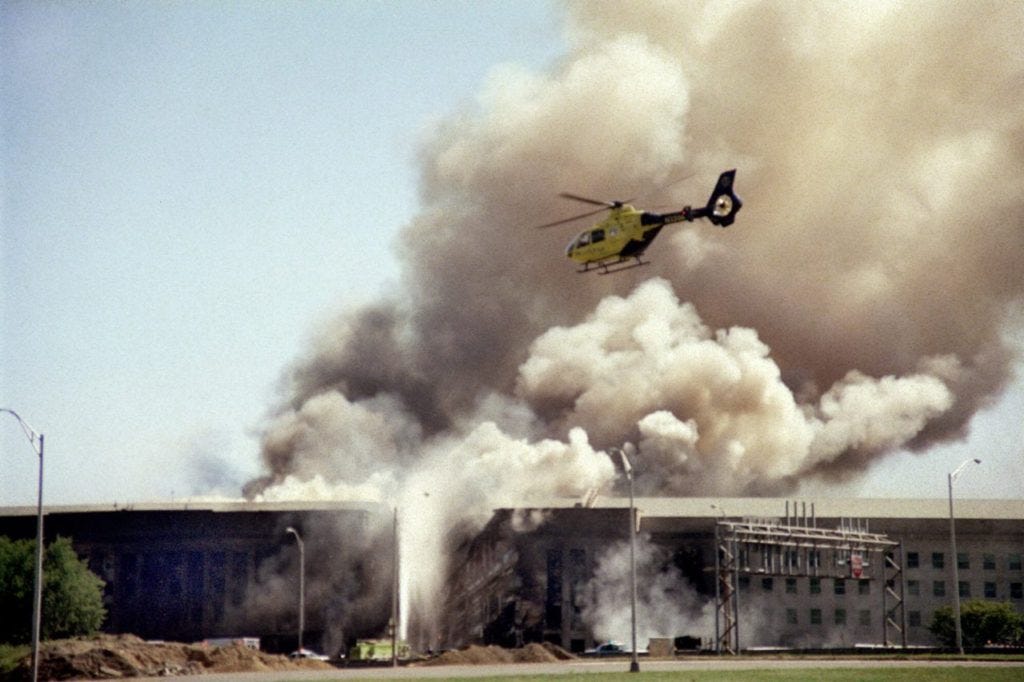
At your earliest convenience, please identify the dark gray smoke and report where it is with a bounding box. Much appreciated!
[246,0,1024,643]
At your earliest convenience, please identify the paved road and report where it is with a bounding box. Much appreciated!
[135,657,1024,681]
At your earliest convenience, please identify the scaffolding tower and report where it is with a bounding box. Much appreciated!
[713,501,905,654]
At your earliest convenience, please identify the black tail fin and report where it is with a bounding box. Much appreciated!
[704,169,742,227]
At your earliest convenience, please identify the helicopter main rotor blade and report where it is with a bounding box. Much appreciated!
[534,205,612,229]
[558,192,618,207]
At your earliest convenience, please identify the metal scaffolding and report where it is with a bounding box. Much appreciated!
[713,501,903,654]
[882,544,908,647]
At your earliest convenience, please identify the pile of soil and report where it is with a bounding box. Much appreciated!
[423,642,575,666]
[3,634,332,681]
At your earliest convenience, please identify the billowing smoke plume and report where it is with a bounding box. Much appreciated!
[518,278,954,495]
[245,0,1024,645]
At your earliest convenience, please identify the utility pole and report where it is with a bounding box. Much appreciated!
[285,527,305,652]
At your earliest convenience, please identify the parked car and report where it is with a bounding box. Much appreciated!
[585,642,626,656]
[584,641,648,656]
[289,648,330,661]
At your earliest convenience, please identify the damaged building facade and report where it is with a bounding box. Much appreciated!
[1,497,1021,653]
[441,498,1024,652]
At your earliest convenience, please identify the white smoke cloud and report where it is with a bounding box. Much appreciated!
[582,536,712,645]
[519,278,953,494]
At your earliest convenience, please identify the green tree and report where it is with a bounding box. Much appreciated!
[0,536,106,644]
[929,599,1024,648]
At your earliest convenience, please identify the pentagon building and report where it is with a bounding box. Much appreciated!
[1,497,1021,653]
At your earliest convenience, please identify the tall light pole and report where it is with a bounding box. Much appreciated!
[614,444,640,674]
[2,408,44,682]
[391,506,399,668]
[285,527,305,653]
[949,458,980,655]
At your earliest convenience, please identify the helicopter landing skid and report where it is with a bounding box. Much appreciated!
[579,257,650,275]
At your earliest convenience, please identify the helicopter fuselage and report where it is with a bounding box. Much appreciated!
[565,207,689,271]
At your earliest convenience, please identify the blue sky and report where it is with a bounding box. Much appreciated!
[1,1,565,504]
[2,1,1021,507]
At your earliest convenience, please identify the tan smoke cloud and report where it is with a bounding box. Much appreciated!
[247,0,1024,644]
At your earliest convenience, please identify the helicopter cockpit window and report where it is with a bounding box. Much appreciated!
[577,232,591,246]
[591,228,605,244]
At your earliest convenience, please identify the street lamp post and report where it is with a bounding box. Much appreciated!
[392,506,399,668]
[615,444,640,674]
[285,527,305,653]
[948,458,981,655]
[2,408,44,682]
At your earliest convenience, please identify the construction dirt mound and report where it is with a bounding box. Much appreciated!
[2,634,332,681]
[421,642,576,666]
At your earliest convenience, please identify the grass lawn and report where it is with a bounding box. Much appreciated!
[340,667,1023,682]
[0,644,30,677]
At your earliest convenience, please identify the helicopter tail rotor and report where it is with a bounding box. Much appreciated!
[701,169,742,227]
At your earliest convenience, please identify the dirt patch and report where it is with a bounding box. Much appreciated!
[2,634,331,681]
[421,642,576,666]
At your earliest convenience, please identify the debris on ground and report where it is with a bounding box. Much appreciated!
[421,642,576,666]
[2,634,332,681]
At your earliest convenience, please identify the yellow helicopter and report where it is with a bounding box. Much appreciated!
[539,170,742,273]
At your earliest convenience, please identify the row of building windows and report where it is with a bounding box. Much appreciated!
[785,608,872,626]
[906,552,1023,571]
[739,576,1024,600]
[907,579,1024,599]
[782,608,984,629]
[740,577,873,594]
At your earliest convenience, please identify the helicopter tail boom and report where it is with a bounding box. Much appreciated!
[655,169,743,228]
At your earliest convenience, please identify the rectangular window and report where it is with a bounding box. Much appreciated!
[810,608,822,625]
[983,554,996,570]
[909,611,922,627]
[1010,554,1022,571]
[932,552,944,569]
[810,577,821,594]
[786,608,798,625]
[907,551,919,569]
[834,608,847,626]
[957,553,969,570]
[908,579,920,596]
[785,577,797,594]
[762,577,774,592]
[809,549,821,568]
[933,581,946,597]
[1011,583,1023,599]
[858,609,871,627]
[739,576,750,591]
[984,582,997,599]
[858,579,870,595]
[834,579,846,595]
[959,581,971,598]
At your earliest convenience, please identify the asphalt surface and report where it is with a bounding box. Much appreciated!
[134,657,1024,681]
